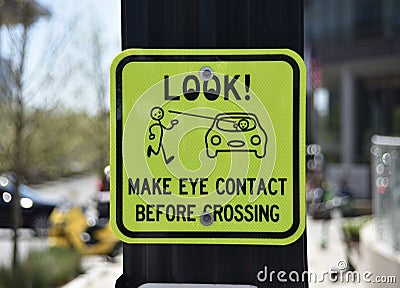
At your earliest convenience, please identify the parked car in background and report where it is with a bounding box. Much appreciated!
[0,174,59,236]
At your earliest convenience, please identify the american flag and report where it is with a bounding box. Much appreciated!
[311,58,323,90]
[305,46,323,92]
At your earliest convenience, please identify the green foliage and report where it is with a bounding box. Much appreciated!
[0,104,109,183]
[0,247,81,288]
[342,216,372,242]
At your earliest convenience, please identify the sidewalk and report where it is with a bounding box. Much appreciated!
[307,214,362,287]
[64,215,357,287]
[62,255,122,288]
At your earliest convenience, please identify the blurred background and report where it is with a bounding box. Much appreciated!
[0,1,121,287]
[0,0,120,183]
[0,0,399,287]
[305,0,400,286]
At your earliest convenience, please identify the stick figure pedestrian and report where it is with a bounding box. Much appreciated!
[147,106,178,164]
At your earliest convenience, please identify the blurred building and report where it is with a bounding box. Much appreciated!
[305,0,400,198]
[306,1,400,280]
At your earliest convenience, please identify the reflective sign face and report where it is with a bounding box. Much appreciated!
[110,49,306,245]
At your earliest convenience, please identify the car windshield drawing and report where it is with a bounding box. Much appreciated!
[205,112,267,158]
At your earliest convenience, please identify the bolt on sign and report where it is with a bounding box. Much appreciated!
[110,49,306,245]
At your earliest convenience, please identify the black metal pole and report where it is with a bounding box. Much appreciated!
[117,1,307,287]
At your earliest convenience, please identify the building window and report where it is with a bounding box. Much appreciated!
[353,0,383,38]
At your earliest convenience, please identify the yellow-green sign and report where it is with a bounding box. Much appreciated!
[110,49,306,245]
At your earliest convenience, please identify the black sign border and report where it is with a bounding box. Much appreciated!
[115,53,302,241]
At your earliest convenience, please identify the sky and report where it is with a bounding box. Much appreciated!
[1,0,121,112]
[38,0,121,112]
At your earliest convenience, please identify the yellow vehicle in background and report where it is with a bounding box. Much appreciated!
[48,204,121,257]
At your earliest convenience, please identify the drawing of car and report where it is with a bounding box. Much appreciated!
[205,112,267,158]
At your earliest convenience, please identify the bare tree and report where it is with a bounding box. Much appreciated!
[88,27,110,174]
[1,3,42,268]
[0,0,75,270]
[0,1,110,270]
